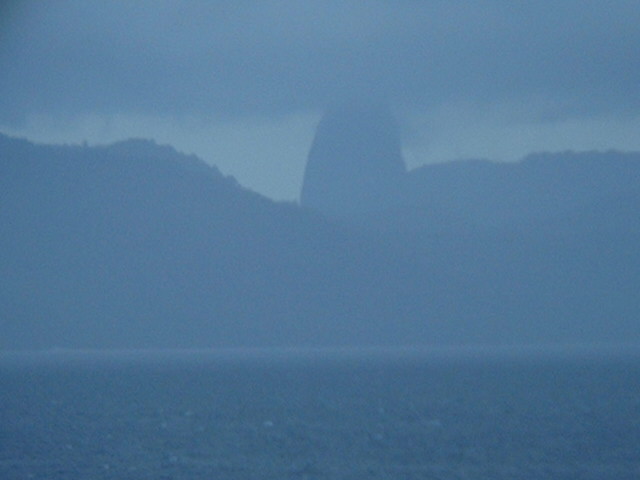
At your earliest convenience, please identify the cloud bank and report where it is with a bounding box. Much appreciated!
[2,0,639,123]
[1,1,639,199]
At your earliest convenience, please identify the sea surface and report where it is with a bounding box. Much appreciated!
[1,346,639,479]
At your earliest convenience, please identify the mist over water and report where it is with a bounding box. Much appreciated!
[2,3,640,478]
[3,343,640,367]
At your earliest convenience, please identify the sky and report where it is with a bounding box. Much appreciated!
[1,0,639,201]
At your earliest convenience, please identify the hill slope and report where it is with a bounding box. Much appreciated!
[0,135,432,349]
[1,134,639,349]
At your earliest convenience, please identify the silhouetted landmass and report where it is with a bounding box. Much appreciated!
[301,102,406,217]
[398,152,640,231]
[0,134,439,349]
[1,131,639,350]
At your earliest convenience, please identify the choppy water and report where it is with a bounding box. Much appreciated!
[1,347,639,479]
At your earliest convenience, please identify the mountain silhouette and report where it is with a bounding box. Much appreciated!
[0,134,440,349]
[300,103,406,217]
[1,131,639,350]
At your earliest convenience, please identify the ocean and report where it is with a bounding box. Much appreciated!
[1,346,639,479]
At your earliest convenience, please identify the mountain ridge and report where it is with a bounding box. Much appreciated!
[1,132,639,350]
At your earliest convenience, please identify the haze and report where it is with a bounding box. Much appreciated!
[2,0,640,200]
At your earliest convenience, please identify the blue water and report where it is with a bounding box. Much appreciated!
[1,347,639,479]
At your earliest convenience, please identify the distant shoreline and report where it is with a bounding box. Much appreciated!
[2,343,640,367]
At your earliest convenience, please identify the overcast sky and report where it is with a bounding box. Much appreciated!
[1,0,639,200]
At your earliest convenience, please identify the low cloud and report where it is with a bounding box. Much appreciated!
[3,1,639,200]
[2,1,639,124]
